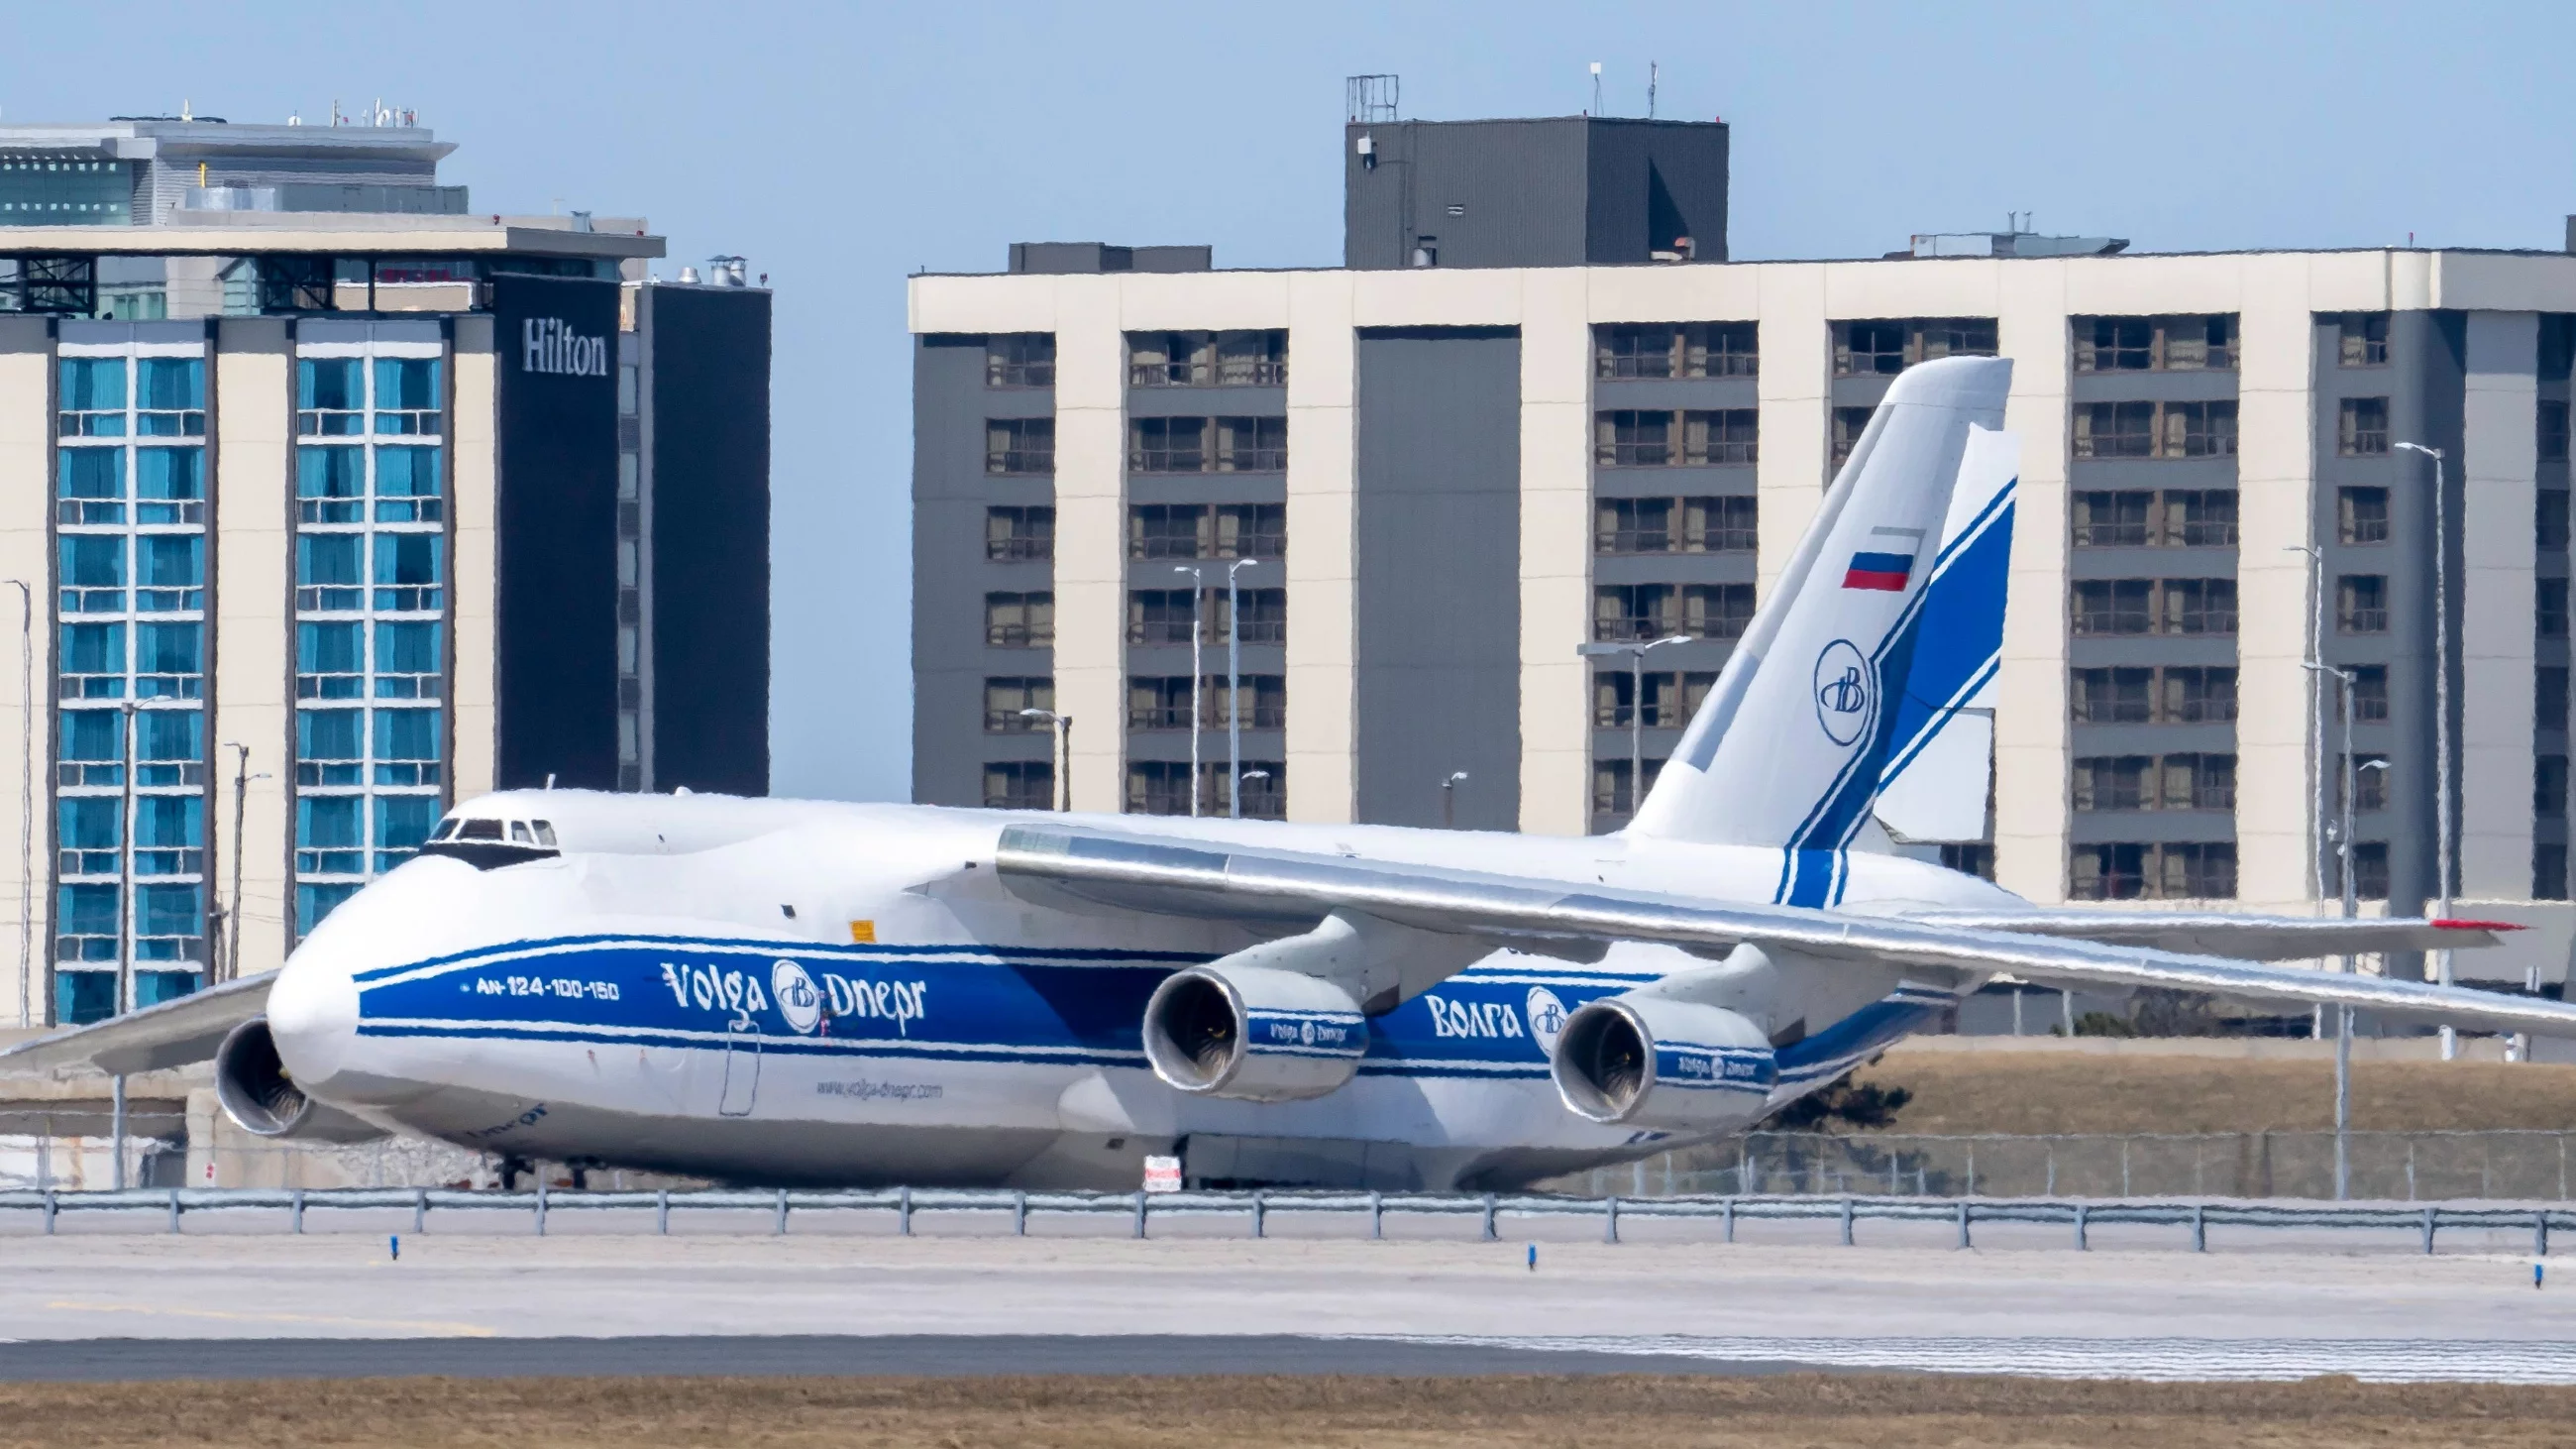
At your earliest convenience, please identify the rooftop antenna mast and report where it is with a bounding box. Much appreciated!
[1345,74,1399,125]
[1649,61,1659,119]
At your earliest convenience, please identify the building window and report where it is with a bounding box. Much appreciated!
[2340,487,2391,545]
[986,505,1055,562]
[1127,677,1191,731]
[2336,753,2390,814]
[2536,754,2568,819]
[1594,670,1717,728]
[1596,497,1756,554]
[2352,664,2390,724]
[2070,491,2237,547]
[983,761,1054,811]
[2072,401,2237,460]
[2332,841,2390,902]
[2338,397,2390,456]
[982,677,1054,731]
[292,346,446,937]
[1127,331,1289,388]
[1593,322,1759,380]
[2073,755,2233,812]
[986,334,1056,389]
[2337,575,2391,634]
[1213,588,1286,643]
[1832,318,1996,378]
[2069,579,2234,635]
[2071,842,2237,901]
[1939,843,1996,881]
[2543,578,2573,639]
[1594,410,1756,467]
[1129,504,1208,560]
[1127,591,1195,645]
[1208,674,1286,729]
[2542,492,2571,551]
[984,591,1054,647]
[1127,416,1288,473]
[2543,400,2571,464]
[1593,584,1753,642]
[2163,666,2239,723]
[1830,406,1874,470]
[985,418,1054,475]
[1591,758,1664,819]
[1126,761,1199,817]
[54,347,214,1010]
[2073,315,2238,373]
[2541,666,2570,733]
[2540,843,2571,901]
[2338,313,2391,368]
[1127,760,1283,819]
[2070,491,2150,546]
[2070,667,2152,724]
[1214,503,1286,559]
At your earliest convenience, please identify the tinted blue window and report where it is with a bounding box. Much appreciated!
[298,534,363,585]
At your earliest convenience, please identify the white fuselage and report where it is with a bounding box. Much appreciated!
[265,795,2020,1190]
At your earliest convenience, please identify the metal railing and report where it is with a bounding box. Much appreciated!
[1566,1130,2576,1204]
[3,1184,2568,1256]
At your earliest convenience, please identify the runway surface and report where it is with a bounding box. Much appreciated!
[0,1232,2561,1375]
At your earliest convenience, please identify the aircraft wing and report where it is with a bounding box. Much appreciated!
[0,970,272,1076]
[1893,910,2517,962]
[993,825,2576,1038]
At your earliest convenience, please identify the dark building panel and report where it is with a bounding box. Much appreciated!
[489,275,621,789]
[1353,326,1521,829]
[1343,118,1727,271]
[914,334,1054,807]
[2310,309,2465,921]
[648,284,773,796]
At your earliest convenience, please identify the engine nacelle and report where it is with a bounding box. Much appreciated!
[214,1018,386,1142]
[1550,994,1777,1131]
[1141,963,1368,1103]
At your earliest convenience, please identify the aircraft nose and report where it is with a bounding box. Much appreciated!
[263,857,484,1096]
[264,910,367,1093]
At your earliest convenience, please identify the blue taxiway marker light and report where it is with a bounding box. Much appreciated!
[2537,1262,2546,1289]
[391,1234,401,1262]
[1527,1243,1537,1272]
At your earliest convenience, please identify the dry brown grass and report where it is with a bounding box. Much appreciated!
[1849,1055,2576,1136]
[7,1373,2574,1449]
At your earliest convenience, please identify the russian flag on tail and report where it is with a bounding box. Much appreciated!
[1842,525,1926,591]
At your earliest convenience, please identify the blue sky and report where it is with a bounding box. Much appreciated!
[16,1,2576,800]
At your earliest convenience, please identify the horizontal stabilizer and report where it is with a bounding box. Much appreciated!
[1898,910,2514,963]
[0,971,273,1076]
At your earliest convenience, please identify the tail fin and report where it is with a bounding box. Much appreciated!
[1628,356,2016,899]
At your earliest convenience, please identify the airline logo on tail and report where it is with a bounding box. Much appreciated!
[1842,526,1926,591]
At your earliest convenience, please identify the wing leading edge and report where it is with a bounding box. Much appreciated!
[0,970,273,1076]
[992,825,2575,1038]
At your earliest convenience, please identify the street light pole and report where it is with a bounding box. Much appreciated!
[1579,633,1692,823]
[117,700,135,1020]
[1226,559,1258,820]
[2396,441,2456,1060]
[2307,660,2365,1201]
[4,580,29,1028]
[1173,565,1205,817]
[1441,771,1468,830]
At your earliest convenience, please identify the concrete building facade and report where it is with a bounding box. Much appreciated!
[910,122,2576,979]
[0,118,771,1026]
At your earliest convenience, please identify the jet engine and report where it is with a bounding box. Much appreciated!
[1141,963,1368,1103]
[1549,994,1777,1132]
[213,1018,385,1142]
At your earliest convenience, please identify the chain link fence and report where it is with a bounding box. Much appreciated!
[1565,1130,2576,1202]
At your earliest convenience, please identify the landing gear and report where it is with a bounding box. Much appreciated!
[497,1155,533,1190]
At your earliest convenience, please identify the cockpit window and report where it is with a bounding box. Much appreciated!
[531,821,559,847]
[508,821,532,844]
[429,818,460,841]
[457,818,504,841]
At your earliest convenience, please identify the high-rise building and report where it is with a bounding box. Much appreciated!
[910,102,2576,981]
[0,115,771,1024]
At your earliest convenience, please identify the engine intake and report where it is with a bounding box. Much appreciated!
[1142,963,1367,1102]
[214,1018,384,1142]
[1550,995,1777,1131]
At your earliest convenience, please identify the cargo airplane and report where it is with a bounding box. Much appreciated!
[11,357,2565,1190]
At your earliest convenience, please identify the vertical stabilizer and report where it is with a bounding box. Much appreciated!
[1628,357,2015,902]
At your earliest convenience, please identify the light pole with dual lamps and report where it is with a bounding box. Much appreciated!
[1577,633,1692,823]
[2393,440,2458,1060]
